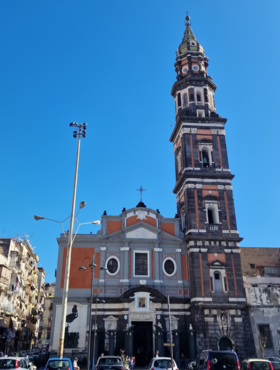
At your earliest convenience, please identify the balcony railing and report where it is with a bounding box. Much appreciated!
[206,224,222,233]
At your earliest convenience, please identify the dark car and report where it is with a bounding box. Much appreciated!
[196,350,240,370]
[95,356,124,370]
[44,358,73,370]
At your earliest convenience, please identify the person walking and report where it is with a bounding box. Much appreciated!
[155,350,159,358]
[73,357,80,370]
[181,354,185,370]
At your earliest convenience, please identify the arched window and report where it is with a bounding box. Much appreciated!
[202,150,209,167]
[214,271,223,292]
[206,203,219,224]
[183,93,188,107]
[208,209,214,224]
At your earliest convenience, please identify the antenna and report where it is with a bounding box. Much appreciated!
[2,228,6,237]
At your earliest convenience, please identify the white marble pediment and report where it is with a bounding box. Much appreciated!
[126,227,157,239]
[104,315,118,331]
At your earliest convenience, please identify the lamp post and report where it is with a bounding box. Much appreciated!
[168,296,174,369]
[79,256,106,370]
[33,122,99,359]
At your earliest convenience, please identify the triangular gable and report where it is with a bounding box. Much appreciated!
[208,259,226,267]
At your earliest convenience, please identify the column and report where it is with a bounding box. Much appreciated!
[108,330,115,355]
[188,327,195,361]
[173,330,180,366]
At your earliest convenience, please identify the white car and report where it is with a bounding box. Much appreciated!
[0,357,30,370]
[147,357,179,370]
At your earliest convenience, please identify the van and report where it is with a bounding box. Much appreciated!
[196,350,240,370]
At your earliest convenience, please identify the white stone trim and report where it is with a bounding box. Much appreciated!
[225,185,233,190]
[217,185,225,190]
[154,248,162,252]
[154,280,163,283]
[177,280,183,284]
[196,184,203,189]
[176,249,182,252]
[162,257,177,277]
[120,247,129,251]
[99,279,104,283]
[229,298,246,302]
[191,298,213,302]
[188,248,208,253]
[101,247,107,251]
[234,318,243,322]
[224,249,240,253]
[105,256,120,276]
[205,317,214,322]
[133,250,149,278]
[120,279,129,283]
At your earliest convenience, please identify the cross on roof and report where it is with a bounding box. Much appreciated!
[136,185,146,202]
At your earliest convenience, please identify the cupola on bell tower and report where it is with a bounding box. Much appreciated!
[169,15,255,359]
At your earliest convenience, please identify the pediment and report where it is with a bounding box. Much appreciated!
[208,259,226,267]
[126,227,157,239]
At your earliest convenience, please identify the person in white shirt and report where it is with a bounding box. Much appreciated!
[73,357,80,370]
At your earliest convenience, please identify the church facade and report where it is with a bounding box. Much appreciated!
[50,15,255,365]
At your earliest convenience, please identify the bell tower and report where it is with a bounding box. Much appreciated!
[170,16,255,359]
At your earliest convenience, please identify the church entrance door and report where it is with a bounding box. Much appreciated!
[132,321,153,368]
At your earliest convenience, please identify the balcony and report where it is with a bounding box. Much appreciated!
[206,223,222,234]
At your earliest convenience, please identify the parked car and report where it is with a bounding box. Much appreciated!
[0,354,3,359]
[147,357,179,370]
[0,357,29,370]
[265,358,280,370]
[96,356,124,370]
[241,359,273,370]
[44,358,73,370]
[196,350,240,370]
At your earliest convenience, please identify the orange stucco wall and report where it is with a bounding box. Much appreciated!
[207,253,226,264]
[107,221,122,234]
[126,215,157,228]
[60,247,95,289]
[161,223,175,236]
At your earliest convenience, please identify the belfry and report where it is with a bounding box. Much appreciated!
[50,14,255,365]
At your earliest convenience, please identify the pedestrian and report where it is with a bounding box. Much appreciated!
[181,354,185,370]
[101,354,104,357]
[73,357,80,370]
[25,355,29,367]
[155,350,159,358]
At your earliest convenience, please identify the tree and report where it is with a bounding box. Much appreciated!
[258,331,267,359]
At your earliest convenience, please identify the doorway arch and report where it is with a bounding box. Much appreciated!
[219,336,233,350]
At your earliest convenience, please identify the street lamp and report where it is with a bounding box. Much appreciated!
[79,256,107,370]
[33,122,99,359]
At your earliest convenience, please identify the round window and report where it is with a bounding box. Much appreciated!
[182,66,188,73]
[190,41,197,46]
[107,258,118,274]
[192,65,199,71]
[164,259,175,276]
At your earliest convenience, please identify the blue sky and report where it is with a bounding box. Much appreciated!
[1,1,280,281]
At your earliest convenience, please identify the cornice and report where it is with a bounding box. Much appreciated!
[171,76,217,97]
[170,117,227,143]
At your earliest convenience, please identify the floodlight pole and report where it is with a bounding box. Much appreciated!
[58,123,86,358]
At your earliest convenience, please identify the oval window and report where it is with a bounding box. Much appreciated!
[182,66,188,73]
[164,259,175,275]
[192,65,199,71]
[107,258,118,274]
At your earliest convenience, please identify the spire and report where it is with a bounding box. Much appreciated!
[178,16,205,56]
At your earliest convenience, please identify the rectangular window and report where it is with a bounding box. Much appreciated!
[259,324,272,348]
[264,266,280,277]
[177,93,182,107]
[250,264,255,269]
[134,252,149,276]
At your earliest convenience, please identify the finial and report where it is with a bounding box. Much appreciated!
[186,15,190,22]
